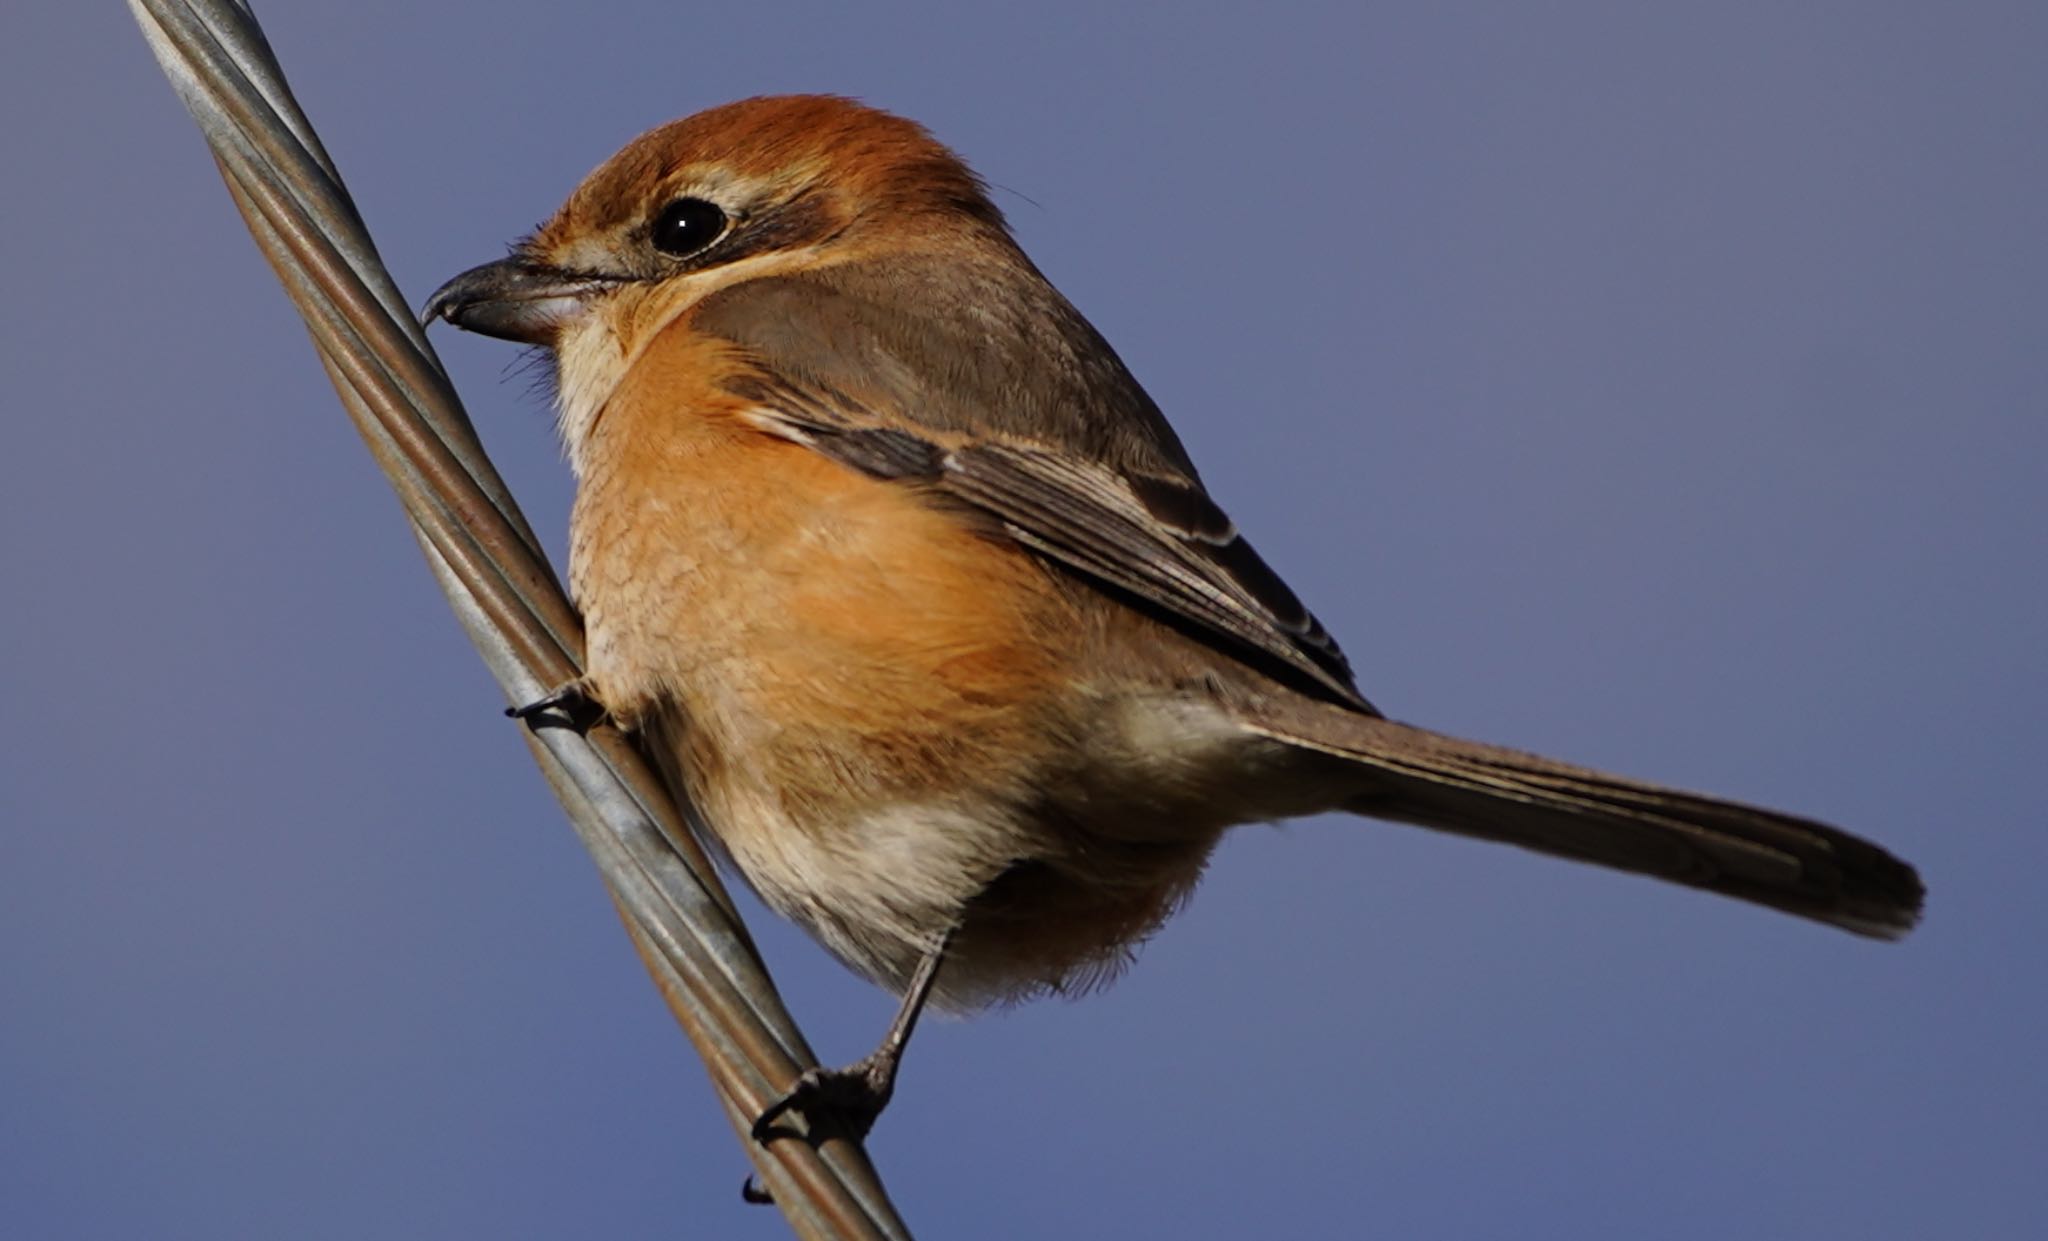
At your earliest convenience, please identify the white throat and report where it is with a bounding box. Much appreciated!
[551,315,629,478]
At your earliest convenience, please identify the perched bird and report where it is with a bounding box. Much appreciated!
[424,94,1923,1143]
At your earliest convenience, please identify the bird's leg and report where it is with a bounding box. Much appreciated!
[504,677,607,734]
[751,929,952,1147]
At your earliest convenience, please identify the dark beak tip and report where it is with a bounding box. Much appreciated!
[418,292,452,330]
[414,256,611,346]
[420,264,495,331]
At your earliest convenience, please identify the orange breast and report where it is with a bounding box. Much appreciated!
[566,323,1083,820]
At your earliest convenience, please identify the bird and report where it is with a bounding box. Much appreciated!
[423,94,1923,1146]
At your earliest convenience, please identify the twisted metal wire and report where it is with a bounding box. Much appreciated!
[126,3,913,1235]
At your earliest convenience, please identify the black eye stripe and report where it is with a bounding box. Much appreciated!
[649,197,728,257]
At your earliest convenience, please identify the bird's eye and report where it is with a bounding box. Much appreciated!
[649,197,729,257]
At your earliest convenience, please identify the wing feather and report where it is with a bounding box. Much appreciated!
[697,261,1373,711]
[732,377,1372,710]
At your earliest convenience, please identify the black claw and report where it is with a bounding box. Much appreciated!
[739,1065,890,1207]
[750,1096,799,1145]
[506,680,606,734]
[751,1061,895,1147]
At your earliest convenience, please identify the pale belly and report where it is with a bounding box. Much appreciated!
[647,677,1307,1011]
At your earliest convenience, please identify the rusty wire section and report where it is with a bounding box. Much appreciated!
[125,3,913,1236]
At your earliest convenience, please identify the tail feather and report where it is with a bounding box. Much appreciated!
[1243,705,1924,939]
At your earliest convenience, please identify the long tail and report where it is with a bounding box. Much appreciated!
[1242,700,1923,939]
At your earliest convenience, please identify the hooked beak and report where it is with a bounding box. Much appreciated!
[421,256,624,344]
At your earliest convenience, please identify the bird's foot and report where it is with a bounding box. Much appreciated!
[751,1055,897,1146]
[505,677,606,734]
[741,1055,898,1206]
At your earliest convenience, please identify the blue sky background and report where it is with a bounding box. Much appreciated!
[4,3,2043,1238]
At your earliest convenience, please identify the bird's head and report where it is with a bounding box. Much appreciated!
[423,94,1003,353]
